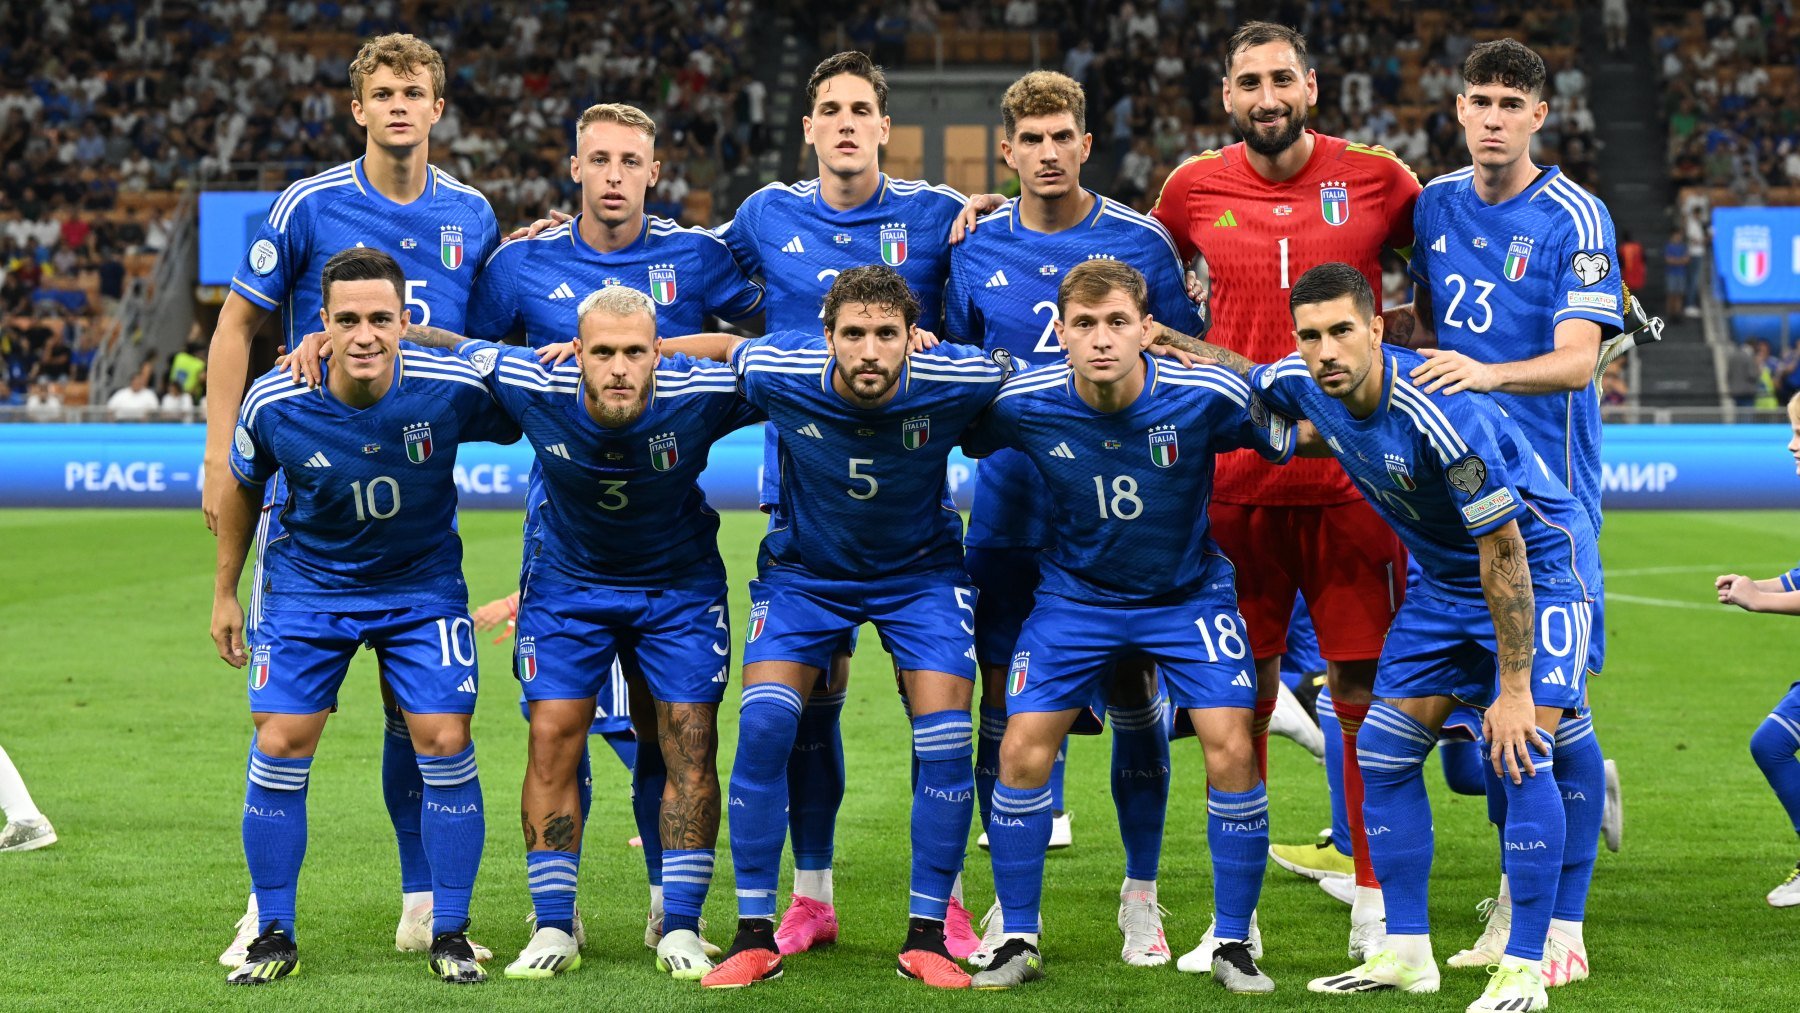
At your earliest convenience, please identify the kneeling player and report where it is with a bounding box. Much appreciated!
[1184,263,1601,1013]
[963,260,1294,993]
[1715,391,1800,908]
[210,249,519,985]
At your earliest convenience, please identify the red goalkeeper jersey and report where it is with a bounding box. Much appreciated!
[1153,131,1420,506]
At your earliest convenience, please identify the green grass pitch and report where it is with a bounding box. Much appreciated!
[1,508,1796,1011]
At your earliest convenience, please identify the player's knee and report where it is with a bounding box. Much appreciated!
[526,719,588,773]
[1202,736,1258,791]
[997,733,1057,786]
[253,728,317,759]
[1751,718,1797,769]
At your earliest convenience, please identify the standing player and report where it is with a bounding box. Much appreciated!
[942,70,1203,969]
[461,101,762,951]
[0,744,55,852]
[1405,40,1625,984]
[963,260,1292,993]
[669,267,1009,990]
[1183,263,1600,1013]
[1715,392,1800,907]
[425,287,761,981]
[1151,20,1421,963]
[202,33,500,966]
[710,50,977,955]
[210,249,519,985]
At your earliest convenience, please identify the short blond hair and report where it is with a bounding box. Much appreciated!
[577,285,656,328]
[576,103,658,145]
[1001,70,1086,138]
[348,33,446,102]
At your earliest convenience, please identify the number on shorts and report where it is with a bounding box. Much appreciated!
[435,616,475,667]
[1193,612,1248,662]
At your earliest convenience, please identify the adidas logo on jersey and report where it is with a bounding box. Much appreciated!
[782,236,805,254]
[1431,234,1448,253]
[547,282,576,300]
[1214,210,1238,227]
[1231,672,1254,688]
[545,443,571,459]
[303,451,331,468]
[986,270,1010,288]
[456,676,477,694]
[795,423,823,439]
[1049,442,1075,459]
[1540,667,1570,687]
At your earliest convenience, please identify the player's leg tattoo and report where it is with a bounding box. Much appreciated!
[656,700,721,849]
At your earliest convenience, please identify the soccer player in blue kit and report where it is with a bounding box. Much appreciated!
[460,101,762,954]
[200,33,501,968]
[709,50,982,956]
[210,249,520,986]
[419,286,761,982]
[941,70,1205,970]
[664,266,1009,990]
[1171,262,1600,1013]
[1404,40,1626,985]
[962,259,1294,994]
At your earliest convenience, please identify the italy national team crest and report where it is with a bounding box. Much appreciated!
[1734,225,1771,286]
[249,648,270,691]
[1503,235,1533,282]
[1008,651,1029,696]
[1319,181,1350,226]
[747,601,769,643]
[649,432,679,472]
[1148,425,1179,468]
[902,415,930,450]
[517,638,537,682]
[440,225,464,270]
[403,422,433,463]
[880,223,908,266]
[1385,453,1416,491]
[648,264,678,305]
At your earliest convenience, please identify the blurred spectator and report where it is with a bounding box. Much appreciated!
[1777,343,1800,405]
[1752,338,1780,409]
[1663,226,1691,319]
[159,378,194,418]
[1618,229,1646,296]
[1728,340,1764,407]
[105,366,159,421]
[1601,358,1629,406]
[24,380,61,420]
[1603,0,1629,54]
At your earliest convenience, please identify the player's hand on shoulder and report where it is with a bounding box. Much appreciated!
[1409,347,1496,395]
[536,341,576,366]
[947,193,1006,244]
[1184,267,1208,307]
[283,331,329,388]
[211,593,248,668]
[506,208,574,242]
[909,325,940,352]
[1147,341,1203,368]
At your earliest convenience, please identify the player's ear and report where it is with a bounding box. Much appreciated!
[1053,317,1068,351]
[1304,67,1319,106]
[647,159,661,188]
[801,114,815,147]
[877,114,891,146]
[1079,132,1092,163]
[569,154,580,185]
[1000,138,1017,172]
[1137,314,1157,349]
[350,95,367,127]
[1531,99,1548,132]
[1368,313,1384,347]
[429,96,443,125]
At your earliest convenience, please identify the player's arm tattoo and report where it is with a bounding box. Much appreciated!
[1477,523,1536,689]
[1381,306,1420,349]
[521,808,537,849]
[655,700,721,850]
[402,324,469,349]
[540,811,578,852]
[1152,324,1258,378]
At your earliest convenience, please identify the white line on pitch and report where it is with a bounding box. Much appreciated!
[1604,565,1732,578]
[1606,592,1723,612]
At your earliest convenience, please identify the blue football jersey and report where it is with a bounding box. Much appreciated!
[944,191,1202,550]
[230,158,500,348]
[964,356,1294,605]
[713,175,967,333]
[1410,165,1623,531]
[465,214,764,347]
[732,330,1008,579]
[1251,347,1601,607]
[229,345,520,611]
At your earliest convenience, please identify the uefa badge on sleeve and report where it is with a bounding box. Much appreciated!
[746,601,769,643]
[440,225,464,270]
[249,648,271,691]
[516,637,538,682]
[1148,424,1179,468]
[403,422,433,464]
[1008,651,1030,696]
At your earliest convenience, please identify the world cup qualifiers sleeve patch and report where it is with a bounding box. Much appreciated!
[235,424,255,459]
[250,239,279,276]
[1572,251,1612,287]
[1446,454,1487,496]
[468,346,499,376]
[1461,487,1517,526]
[1567,291,1619,311]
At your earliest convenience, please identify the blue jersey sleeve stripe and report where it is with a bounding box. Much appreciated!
[400,350,482,373]
[229,457,268,488]
[910,369,1003,384]
[743,362,825,376]
[992,371,1069,402]
[741,348,831,364]
[1540,178,1597,249]
[242,383,313,427]
[231,277,281,309]
[1548,175,1608,246]
[271,169,358,232]
[656,384,739,399]
[1424,166,1474,189]
[402,370,491,393]
[267,162,354,224]
[1098,203,1185,262]
[1157,374,1250,408]
[1389,381,1470,463]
